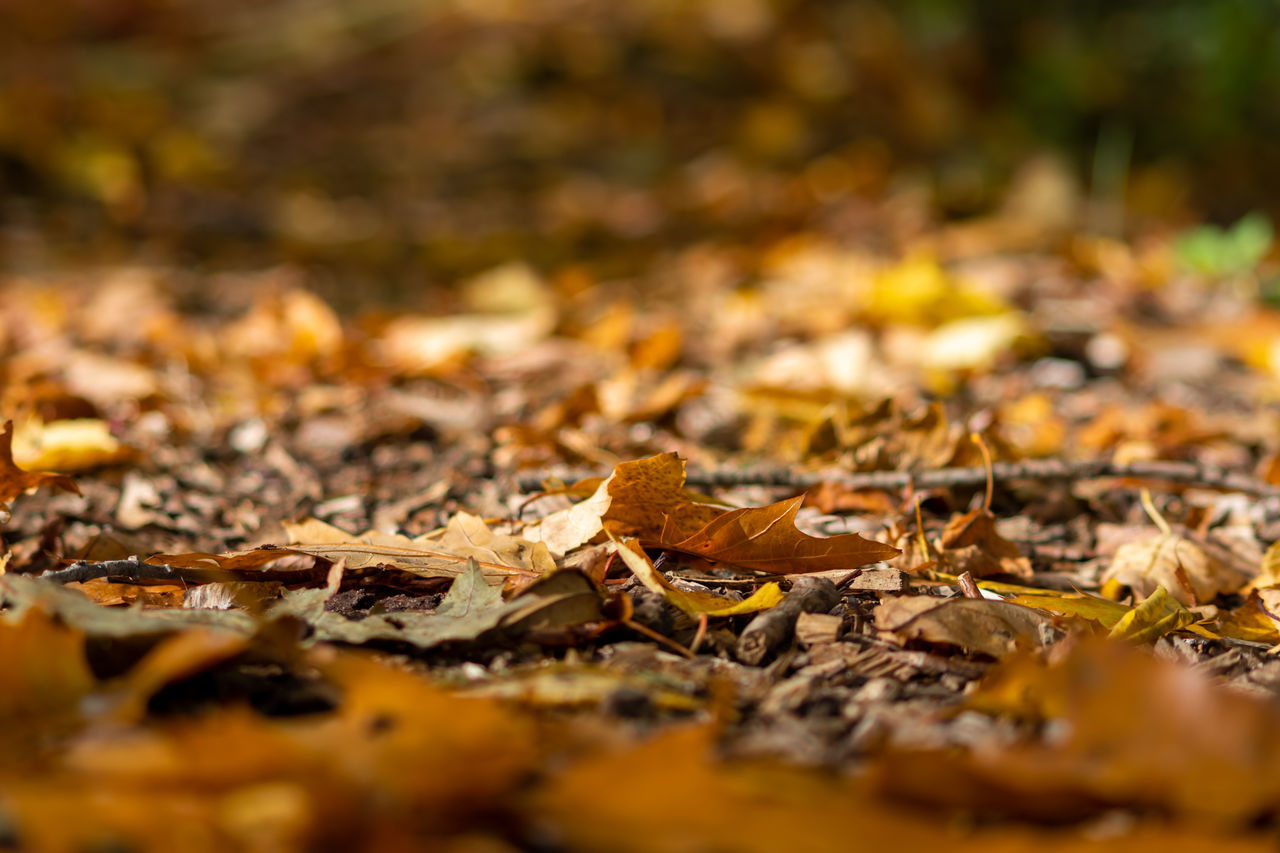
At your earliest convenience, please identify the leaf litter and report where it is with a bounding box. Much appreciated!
[5,179,1280,853]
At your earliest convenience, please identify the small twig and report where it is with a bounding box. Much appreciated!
[40,556,325,587]
[41,557,199,586]
[516,459,1280,499]
[735,577,841,666]
[956,571,982,600]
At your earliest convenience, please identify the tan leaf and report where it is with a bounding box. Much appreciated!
[154,516,550,585]
[1102,532,1234,606]
[874,595,1058,657]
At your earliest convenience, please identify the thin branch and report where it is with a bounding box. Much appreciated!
[517,458,1280,499]
[40,556,322,586]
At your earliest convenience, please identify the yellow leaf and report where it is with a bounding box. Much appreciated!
[1251,539,1280,590]
[1108,586,1201,642]
[610,536,784,617]
[1005,590,1131,629]
[11,418,130,473]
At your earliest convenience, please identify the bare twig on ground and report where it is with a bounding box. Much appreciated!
[517,458,1280,499]
[40,557,326,586]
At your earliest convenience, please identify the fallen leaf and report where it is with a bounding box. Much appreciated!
[1102,530,1240,606]
[12,417,134,472]
[1248,538,1280,590]
[1007,585,1213,642]
[526,453,896,573]
[1217,592,1280,643]
[524,452,721,556]
[1107,585,1201,642]
[530,722,1258,853]
[611,536,784,617]
[883,638,1280,825]
[154,515,553,586]
[0,419,79,516]
[1005,589,1132,629]
[667,495,900,574]
[0,607,94,729]
[937,508,1032,579]
[874,595,1059,657]
[276,566,602,651]
[435,557,505,616]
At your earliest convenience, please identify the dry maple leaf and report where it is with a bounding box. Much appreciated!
[0,419,79,519]
[665,495,899,574]
[524,452,720,556]
[526,453,898,573]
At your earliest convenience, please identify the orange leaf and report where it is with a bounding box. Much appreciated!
[664,495,899,574]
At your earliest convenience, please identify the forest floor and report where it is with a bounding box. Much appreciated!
[4,191,1280,851]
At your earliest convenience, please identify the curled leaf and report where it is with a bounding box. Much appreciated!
[611,535,784,617]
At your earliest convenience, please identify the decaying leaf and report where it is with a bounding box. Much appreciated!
[152,514,552,585]
[277,565,602,651]
[936,508,1032,579]
[3,562,601,655]
[611,535,784,617]
[874,594,1059,658]
[1,573,256,637]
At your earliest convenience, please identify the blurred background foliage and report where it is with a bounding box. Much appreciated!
[2,0,1277,300]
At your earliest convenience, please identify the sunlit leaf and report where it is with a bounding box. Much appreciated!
[610,535,783,617]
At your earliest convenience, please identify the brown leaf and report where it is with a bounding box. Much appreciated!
[0,419,79,515]
[874,595,1059,657]
[880,638,1280,825]
[667,495,899,574]
[937,508,1031,579]
[525,452,720,556]
[530,722,1255,853]
[528,453,898,573]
